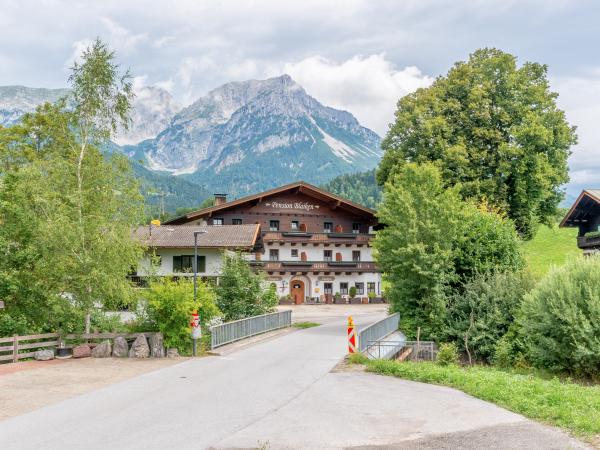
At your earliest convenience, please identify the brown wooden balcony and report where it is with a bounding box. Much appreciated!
[249,260,380,272]
[262,231,373,245]
[577,234,600,249]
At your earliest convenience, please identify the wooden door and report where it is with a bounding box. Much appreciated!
[290,280,305,305]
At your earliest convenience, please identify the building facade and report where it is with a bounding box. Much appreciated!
[166,181,383,304]
[560,189,600,254]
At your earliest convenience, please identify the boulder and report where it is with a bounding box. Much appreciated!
[91,340,112,358]
[112,336,129,357]
[149,333,165,358]
[129,334,150,358]
[72,344,91,358]
[166,348,180,358]
[34,349,54,361]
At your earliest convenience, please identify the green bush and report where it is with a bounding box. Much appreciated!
[144,277,220,354]
[444,270,534,363]
[216,252,278,321]
[436,342,459,365]
[493,337,514,369]
[89,311,127,333]
[0,312,37,337]
[520,256,600,376]
[584,230,600,239]
[349,286,357,298]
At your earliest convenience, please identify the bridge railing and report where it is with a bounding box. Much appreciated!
[357,313,400,353]
[210,310,292,349]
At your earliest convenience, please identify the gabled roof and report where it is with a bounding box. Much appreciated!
[560,189,600,227]
[164,181,377,225]
[134,224,260,249]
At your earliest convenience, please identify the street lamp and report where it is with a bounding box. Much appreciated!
[193,230,207,302]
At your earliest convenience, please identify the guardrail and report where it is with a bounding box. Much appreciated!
[210,310,292,349]
[357,312,400,352]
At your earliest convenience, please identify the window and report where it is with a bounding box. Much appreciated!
[291,249,298,258]
[324,282,333,294]
[352,250,361,262]
[269,220,280,231]
[324,222,333,233]
[269,249,279,261]
[291,220,299,230]
[232,218,242,225]
[367,282,376,294]
[339,282,348,295]
[355,282,364,295]
[173,255,206,273]
[323,250,332,261]
[213,218,223,226]
[352,223,361,234]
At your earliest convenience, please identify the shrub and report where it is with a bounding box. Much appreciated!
[493,337,514,369]
[144,277,220,354]
[444,270,534,363]
[437,342,459,366]
[349,286,357,298]
[89,311,127,333]
[0,312,37,337]
[520,256,600,376]
[584,230,600,239]
[216,252,277,321]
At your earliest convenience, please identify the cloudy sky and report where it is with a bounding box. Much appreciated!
[1,0,599,196]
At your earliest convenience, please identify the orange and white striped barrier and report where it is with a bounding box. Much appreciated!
[347,316,356,353]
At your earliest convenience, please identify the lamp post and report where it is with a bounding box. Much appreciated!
[192,230,207,357]
[193,230,207,302]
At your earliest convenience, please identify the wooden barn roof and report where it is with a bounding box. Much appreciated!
[560,190,600,227]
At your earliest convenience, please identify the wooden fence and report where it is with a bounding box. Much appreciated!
[0,332,157,364]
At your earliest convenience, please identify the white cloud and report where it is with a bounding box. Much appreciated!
[280,54,433,135]
[99,17,148,54]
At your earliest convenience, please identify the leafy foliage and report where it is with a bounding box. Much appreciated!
[444,271,534,364]
[374,163,523,340]
[436,342,459,366]
[216,252,278,321]
[378,48,576,239]
[520,256,600,376]
[322,169,382,209]
[144,277,220,353]
[0,40,144,335]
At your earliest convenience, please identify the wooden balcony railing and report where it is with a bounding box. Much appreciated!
[249,260,379,272]
[262,231,373,245]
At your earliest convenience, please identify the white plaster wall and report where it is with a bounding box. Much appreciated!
[137,248,225,277]
[257,242,374,262]
[267,272,382,299]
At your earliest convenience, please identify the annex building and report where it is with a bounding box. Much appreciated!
[560,189,600,254]
[141,181,383,304]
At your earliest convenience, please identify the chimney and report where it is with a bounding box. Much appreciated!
[214,193,227,206]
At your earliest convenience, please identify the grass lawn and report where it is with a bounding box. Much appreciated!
[521,225,579,278]
[293,322,320,329]
[355,358,600,440]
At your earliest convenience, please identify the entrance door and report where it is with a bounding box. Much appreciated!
[290,280,305,305]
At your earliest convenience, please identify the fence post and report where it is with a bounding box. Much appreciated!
[12,335,18,363]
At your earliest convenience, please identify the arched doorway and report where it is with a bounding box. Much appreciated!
[290,279,305,305]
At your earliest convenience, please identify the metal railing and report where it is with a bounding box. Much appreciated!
[210,310,292,349]
[357,313,400,352]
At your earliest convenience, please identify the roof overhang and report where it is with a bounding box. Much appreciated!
[560,190,600,227]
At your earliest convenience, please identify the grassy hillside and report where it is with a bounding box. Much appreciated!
[521,225,579,278]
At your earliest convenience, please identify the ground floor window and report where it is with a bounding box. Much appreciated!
[339,282,348,295]
[173,255,206,273]
[324,282,333,294]
[367,282,376,294]
[355,282,364,295]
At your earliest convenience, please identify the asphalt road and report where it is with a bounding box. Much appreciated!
[0,306,589,449]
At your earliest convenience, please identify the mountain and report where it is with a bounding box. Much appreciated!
[0,86,70,126]
[129,75,382,196]
[113,86,181,146]
[322,169,382,209]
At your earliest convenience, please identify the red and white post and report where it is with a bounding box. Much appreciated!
[347,316,356,354]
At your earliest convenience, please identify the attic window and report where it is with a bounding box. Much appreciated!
[213,218,224,226]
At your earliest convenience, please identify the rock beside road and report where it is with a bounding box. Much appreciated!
[166,348,179,358]
[33,349,54,361]
[149,333,165,358]
[129,334,150,358]
[72,344,91,358]
[112,336,129,357]
[91,340,112,358]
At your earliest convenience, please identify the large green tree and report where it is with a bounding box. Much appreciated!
[374,163,523,339]
[0,40,143,334]
[377,48,576,238]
